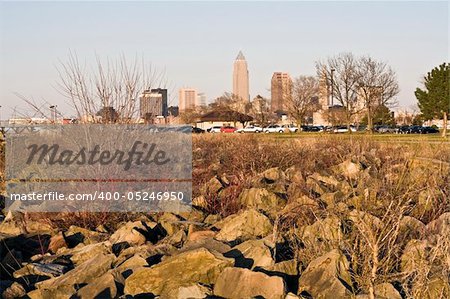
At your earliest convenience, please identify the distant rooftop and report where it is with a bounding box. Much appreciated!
[235,51,246,61]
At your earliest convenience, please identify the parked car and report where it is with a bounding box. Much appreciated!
[398,125,412,134]
[332,126,357,133]
[220,126,237,133]
[375,125,398,134]
[282,124,299,133]
[264,124,284,133]
[207,126,222,133]
[422,126,439,134]
[301,125,322,132]
[236,125,263,133]
[408,126,440,134]
[192,126,205,134]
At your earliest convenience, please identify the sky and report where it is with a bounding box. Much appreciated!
[0,1,448,119]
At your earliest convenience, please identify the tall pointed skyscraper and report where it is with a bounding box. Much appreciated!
[233,51,250,102]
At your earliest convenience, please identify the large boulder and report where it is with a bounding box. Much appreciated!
[76,271,117,299]
[69,242,111,265]
[109,220,164,246]
[306,173,340,196]
[35,253,115,297]
[298,249,353,298]
[300,216,342,245]
[333,160,363,180]
[213,267,285,299]
[124,247,233,296]
[224,239,274,269]
[239,188,286,214]
[214,209,273,243]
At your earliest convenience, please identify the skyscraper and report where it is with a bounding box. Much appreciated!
[150,88,168,117]
[233,51,250,102]
[178,88,197,111]
[271,72,292,113]
[140,90,163,119]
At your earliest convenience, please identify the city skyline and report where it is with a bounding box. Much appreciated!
[0,1,448,119]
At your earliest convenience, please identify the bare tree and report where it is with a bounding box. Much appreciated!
[56,51,166,123]
[316,53,363,130]
[285,76,320,127]
[179,107,204,125]
[248,95,272,126]
[357,56,399,132]
[209,92,250,114]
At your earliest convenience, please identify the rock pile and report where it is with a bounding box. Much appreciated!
[0,160,448,298]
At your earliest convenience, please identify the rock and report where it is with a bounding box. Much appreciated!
[115,243,174,266]
[334,160,362,179]
[76,271,117,299]
[426,212,450,236]
[112,241,130,256]
[113,255,148,284]
[301,216,342,244]
[70,242,111,265]
[257,259,299,294]
[192,195,208,209]
[187,230,216,242]
[214,209,273,243]
[373,283,401,299]
[48,232,67,253]
[306,173,340,196]
[239,188,286,213]
[201,176,225,195]
[263,167,286,182]
[213,267,285,299]
[411,275,450,299]
[109,220,160,246]
[348,210,382,230]
[182,237,231,254]
[399,216,425,241]
[66,225,107,245]
[400,239,429,272]
[1,282,26,299]
[169,284,212,299]
[285,166,304,184]
[204,214,221,225]
[13,262,67,278]
[124,247,233,296]
[0,220,23,235]
[36,254,115,291]
[298,249,353,298]
[224,239,274,269]
[165,229,186,247]
[27,285,76,299]
[356,283,401,299]
[285,292,300,299]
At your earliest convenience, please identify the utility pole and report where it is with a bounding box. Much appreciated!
[330,68,336,107]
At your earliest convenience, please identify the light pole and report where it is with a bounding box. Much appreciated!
[330,68,336,107]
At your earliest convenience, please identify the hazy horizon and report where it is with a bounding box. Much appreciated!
[0,1,448,119]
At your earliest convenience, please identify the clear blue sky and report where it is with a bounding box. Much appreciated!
[0,1,448,118]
